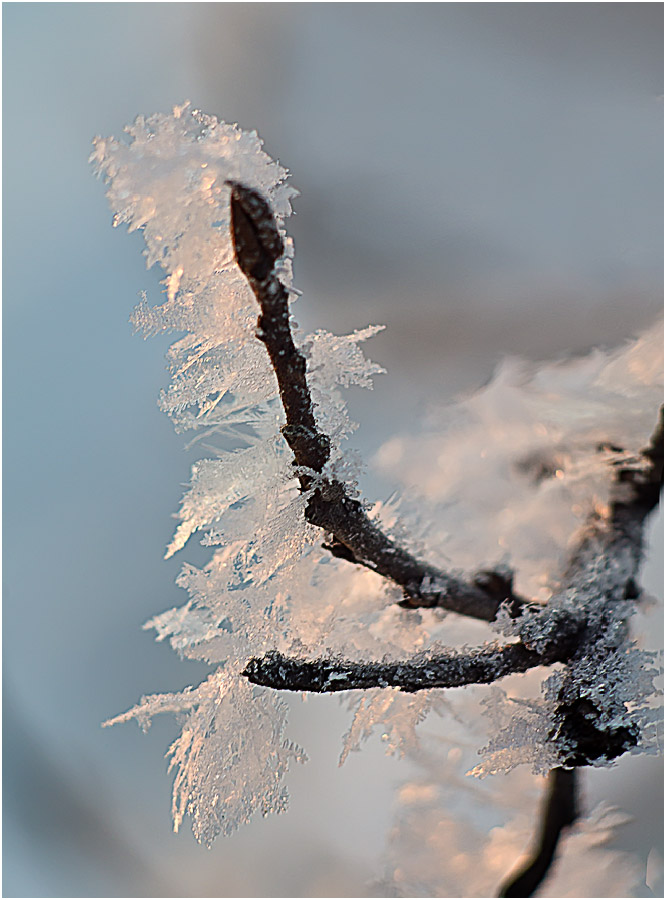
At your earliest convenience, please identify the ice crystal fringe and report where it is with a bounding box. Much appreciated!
[95,104,403,841]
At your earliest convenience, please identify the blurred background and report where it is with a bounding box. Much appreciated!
[3,3,663,896]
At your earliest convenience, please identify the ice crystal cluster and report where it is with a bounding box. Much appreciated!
[94,104,438,843]
[376,322,663,601]
[94,104,662,848]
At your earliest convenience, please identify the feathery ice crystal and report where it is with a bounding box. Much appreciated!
[93,103,422,843]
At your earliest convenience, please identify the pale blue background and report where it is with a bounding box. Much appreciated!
[4,3,663,896]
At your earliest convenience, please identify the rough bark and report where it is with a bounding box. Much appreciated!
[243,635,578,694]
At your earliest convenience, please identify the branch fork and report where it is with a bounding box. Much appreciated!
[227,179,662,711]
[227,181,663,897]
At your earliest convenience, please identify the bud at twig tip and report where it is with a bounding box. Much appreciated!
[226,181,284,282]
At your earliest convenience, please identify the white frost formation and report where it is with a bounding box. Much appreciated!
[94,104,416,843]
[94,104,662,853]
[376,322,663,601]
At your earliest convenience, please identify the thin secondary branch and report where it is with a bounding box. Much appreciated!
[227,182,530,622]
[243,412,661,708]
[498,768,578,898]
[243,631,578,693]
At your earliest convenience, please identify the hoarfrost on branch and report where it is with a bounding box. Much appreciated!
[94,104,662,890]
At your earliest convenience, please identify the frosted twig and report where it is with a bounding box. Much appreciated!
[228,182,531,622]
[96,110,662,889]
[242,409,662,897]
[243,633,579,694]
[231,174,662,764]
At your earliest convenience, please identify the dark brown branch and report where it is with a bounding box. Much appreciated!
[230,182,662,892]
[499,768,578,898]
[229,184,663,900]
[228,182,531,622]
[242,630,578,693]
[227,181,330,473]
